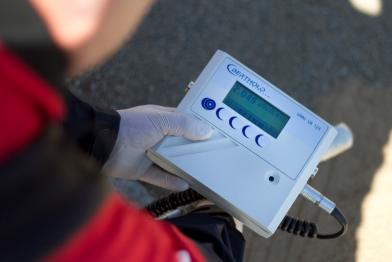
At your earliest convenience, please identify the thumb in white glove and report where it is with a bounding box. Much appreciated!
[103,105,212,191]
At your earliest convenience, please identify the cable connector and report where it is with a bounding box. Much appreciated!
[295,184,348,239]
[301,184,336,214]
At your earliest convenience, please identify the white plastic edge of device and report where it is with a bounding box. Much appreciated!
[149,50,338,237]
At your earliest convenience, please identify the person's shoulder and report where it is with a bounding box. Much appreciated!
[0,46,65,163]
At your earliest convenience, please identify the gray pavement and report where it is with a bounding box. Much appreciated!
[68,0,392,261]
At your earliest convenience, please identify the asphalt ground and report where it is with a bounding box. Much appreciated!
[68,1,392,261]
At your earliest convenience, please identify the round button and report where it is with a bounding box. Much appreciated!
[255,134,268,148]
[242,125,251,138]
[229,116,238,129]
[201,97,216,110]
[215,107,225,120]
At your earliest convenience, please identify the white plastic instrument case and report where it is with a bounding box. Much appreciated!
[147,50,337,237]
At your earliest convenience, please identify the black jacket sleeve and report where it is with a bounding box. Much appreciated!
[62,90,121,166]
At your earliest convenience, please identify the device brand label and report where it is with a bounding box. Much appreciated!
[227,64,265,93]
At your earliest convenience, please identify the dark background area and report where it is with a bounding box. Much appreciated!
[68,0,392,261]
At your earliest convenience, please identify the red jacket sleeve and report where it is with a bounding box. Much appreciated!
[44,194,205,262]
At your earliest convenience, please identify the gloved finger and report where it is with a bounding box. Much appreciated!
[133,105,176,112]
[158,112,213,141]
[139,165,189,191]
[149,105,176,112]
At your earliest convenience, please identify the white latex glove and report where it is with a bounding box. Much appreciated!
[103,105,212,191]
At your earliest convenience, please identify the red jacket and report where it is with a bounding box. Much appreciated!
[0,44,206,262]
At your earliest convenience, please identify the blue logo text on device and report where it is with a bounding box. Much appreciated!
[227,64,265,93]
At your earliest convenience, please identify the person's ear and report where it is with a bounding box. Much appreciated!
[30,0,110,51]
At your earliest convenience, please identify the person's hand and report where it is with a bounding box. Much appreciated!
[103,105,212,191]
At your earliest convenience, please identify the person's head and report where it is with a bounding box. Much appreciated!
[29,0,155,75]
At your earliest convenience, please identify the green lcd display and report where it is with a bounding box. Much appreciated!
[223,81,290,138]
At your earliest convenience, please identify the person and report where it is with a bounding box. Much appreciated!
[0,0,245,261]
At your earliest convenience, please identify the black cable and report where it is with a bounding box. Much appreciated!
[318,207,348,239]
[279,216,318,238]
[145,189,205,217]
[145,189,348,239]
[279,207,347,239]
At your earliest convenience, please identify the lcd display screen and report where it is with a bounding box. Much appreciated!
[223,81,290,138]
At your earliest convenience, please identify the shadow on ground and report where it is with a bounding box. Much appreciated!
[68,1,392,261]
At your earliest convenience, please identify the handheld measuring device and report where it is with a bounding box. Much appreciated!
[147,50,344,238]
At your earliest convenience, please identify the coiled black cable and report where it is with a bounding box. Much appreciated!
[145,188,205,217]
[279,216,318,238]
[279,207,347,239]
[145,188,347,239]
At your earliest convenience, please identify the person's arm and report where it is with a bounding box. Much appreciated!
[62,90,120,166]
[1,125,243,262]
[0,46,245,262]
[1,125,205,262]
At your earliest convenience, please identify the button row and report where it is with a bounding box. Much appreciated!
[201,97,268,147]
